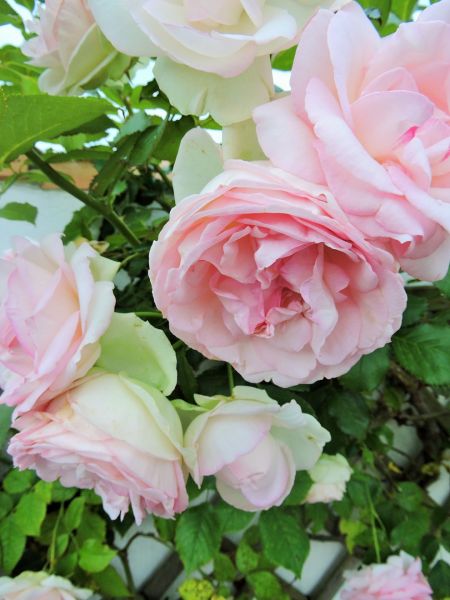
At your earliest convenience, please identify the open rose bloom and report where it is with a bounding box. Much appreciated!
[9,372,188,523]
[150,161,406,386]
[23,0,130,95]
[0,235,117,415]
[88,0,340,77]
[0,572,92,600]
[88,0,345,124]
[254,0,450,281]
[341,552,433,600]
[180,386,330,510]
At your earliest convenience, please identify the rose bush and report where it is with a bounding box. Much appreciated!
[150,161,406,386]
[0,572,92,600]
[0,235,117,414]
[0,0,449,597]
[179,386,330,510]
[9,372,188,523]
[254,0,450,281]
[23,0,130,95]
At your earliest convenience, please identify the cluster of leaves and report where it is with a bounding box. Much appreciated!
[0,0,449,599]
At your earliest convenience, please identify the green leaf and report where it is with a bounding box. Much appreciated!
[347,472,381,508]
[359,0,391,26]
[81,490,103,505]
[283,471,313,506]
[391,508,431,554]
[97,312,177,395]
[392,0,417,20]
[175,504,221,573]
[0,404,13,448]
[340,346,390,391]
[272,46,297,71]
[13,490,47,536]
[154,516,176,542]
[259,509,310,577]
[246,572,288,600]
[93,566,130,598]
[305,504,329,533]
[63,497,85,532]
[34,481,53,504]
[393,324,450,385]
[339,519,367,553]
[56,551,78,577]
[435,268,450,298]
[55,533,69,558]
[402,294,428,327]
[79,539,116,573]
[214,553,236,582]
[328,391,370,440]
[396,482,424,512]
[0,93,112,164]
[0,493,13,520]
[0,519,26,573]
[77,509,106,544]
[429,561,450,599]
[155,116,195,163]
[51,482,77,502]
[129,120,167,165]
[115,111,152,143]
[236,540,259,574]
[3,469,34,494]
[176,349,198,403]
[215,500,254,533]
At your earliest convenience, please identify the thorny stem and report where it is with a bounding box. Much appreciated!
[26,149,140,248]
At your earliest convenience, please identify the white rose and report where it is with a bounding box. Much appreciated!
[305,453,352,503]
[88,0,345,124]
[23,0,130,95]
[179,386,331,511]
[0,572,92,600]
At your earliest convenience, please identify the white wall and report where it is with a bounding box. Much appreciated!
[0,183,82,251]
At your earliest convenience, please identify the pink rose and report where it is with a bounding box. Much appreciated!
[0,572,92,600]
[180,386,330,511]
[9,372,188,523]
[341,552,433,600]
[0,234,117,414]
[22,0,130,95]
[149,161,406,387]
[254,1,450,281]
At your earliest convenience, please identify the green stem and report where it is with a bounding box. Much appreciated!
[172,339,185,351]
[49,503,64,572]
[26,149,140,248]
[403,410,450,421]
[118,551,136,597]
[227,363,235,396]
[366,485,381,563]
[135,310,163,319]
